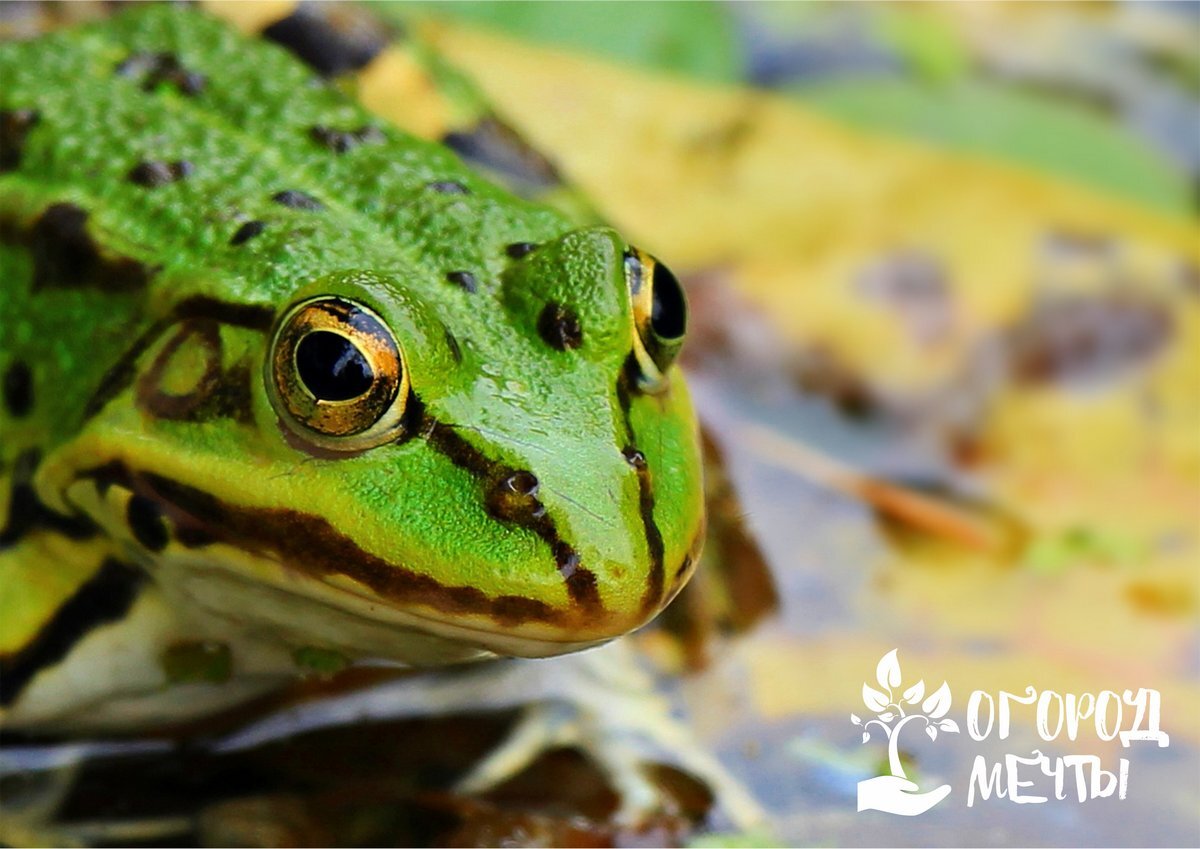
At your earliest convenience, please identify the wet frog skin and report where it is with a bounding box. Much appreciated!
[0,5,703,730]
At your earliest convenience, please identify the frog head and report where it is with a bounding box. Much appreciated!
[50,226,703,665]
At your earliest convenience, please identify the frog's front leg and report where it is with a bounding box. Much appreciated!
[214,640,767,832]
[452,641,766,830]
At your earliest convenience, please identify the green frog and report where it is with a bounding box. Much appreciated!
[0,3,763,837]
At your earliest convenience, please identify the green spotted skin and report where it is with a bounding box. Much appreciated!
[0,6,702,729]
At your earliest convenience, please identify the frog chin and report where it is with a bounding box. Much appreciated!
[151,540,613,666]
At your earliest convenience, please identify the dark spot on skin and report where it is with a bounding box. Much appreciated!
[444,329,463,363]
[116,52,205,96]
[127,160,193,188]
[262,8,388,77]
[445,270,478,293]
[309,124,384,153]
[538,303,583,351]
[230,220,267,246]
[127,494,169,552]
[427,180,471,195]
[28,203,151,292]
[272,190,324,211]
[0,109,40,172]
[3,361,33,418]
[506,242,537,259]
[0,558,144,707]
[443,116,563,193]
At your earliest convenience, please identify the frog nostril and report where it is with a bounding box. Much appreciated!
[506,471,539,496]
[487,471,545,521]
[621,446,647,471]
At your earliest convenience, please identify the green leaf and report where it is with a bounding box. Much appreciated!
[791,77,1191,216]
[389,0,743,84]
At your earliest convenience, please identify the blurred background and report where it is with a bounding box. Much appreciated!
[6,1,1197,845]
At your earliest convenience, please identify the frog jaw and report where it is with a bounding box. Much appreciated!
[48,422,704,663]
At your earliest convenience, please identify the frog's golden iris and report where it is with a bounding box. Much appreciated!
[624,249,687,391]
[268,296,411,450]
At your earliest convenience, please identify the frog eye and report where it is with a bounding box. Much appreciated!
[268,297,409,451]
[624,248,687,391]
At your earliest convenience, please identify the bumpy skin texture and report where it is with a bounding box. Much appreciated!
[0,6,703,720]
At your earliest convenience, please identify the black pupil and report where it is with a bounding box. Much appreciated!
[650,261,687,339]
[296,331,374,401]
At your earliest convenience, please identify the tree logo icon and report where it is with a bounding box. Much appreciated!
[852,649,959,815]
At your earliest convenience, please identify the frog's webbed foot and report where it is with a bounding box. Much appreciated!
[451,643,767,831]
[455,696,763,829]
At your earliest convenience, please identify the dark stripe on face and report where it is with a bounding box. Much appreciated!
[615,358,667,616]
[423,419,602,611]
[0,558,144,707]
[79,464,574,628]
[84,296,273,419]
[261,8,388,77]
[0,450,97,549]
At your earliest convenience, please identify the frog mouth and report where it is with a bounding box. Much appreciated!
[78,462,666,654]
